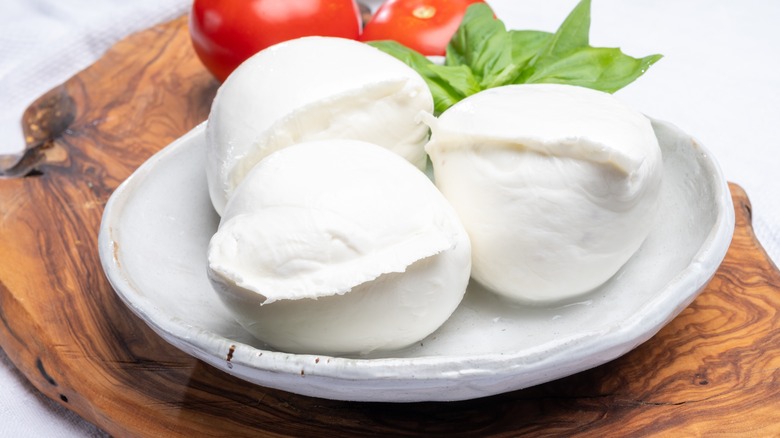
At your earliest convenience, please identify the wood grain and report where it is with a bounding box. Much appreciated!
[1,15,779,437]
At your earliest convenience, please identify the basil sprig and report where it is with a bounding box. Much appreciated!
[368,0,662,115]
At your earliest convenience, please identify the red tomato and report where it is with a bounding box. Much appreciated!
[189,0,362,82]
[360,0,486,56]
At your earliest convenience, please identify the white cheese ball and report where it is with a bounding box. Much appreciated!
[207,139,471,356]
[205,36,434,215]
[424,84,663,304]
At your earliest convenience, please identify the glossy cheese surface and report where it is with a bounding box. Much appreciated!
[425,84,663,304]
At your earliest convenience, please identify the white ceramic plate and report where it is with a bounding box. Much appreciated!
[98,119,734,402]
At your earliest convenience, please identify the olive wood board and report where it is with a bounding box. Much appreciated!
[1,15,779,437]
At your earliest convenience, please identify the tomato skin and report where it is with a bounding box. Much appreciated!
[190,0,362,82]
[359,0,486,56]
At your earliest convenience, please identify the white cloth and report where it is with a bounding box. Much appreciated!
[1,0,778,435]
[0,1,189,436]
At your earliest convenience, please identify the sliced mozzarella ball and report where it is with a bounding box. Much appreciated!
[207,139,471,355]
[206,36,434,215]
[423,84,663,304]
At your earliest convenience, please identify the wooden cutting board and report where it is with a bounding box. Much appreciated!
[1,15,779,437]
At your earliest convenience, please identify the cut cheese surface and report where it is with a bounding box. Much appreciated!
[206,36,433,215]
[207,139,471,355]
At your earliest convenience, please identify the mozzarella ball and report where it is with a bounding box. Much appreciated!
[205,36,434,215]
[423,84,663,304]
[207,139,471,356]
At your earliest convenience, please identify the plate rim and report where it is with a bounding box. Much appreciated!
[98,118,735,401]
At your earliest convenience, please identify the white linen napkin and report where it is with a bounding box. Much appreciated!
[0,0,190,159]
[0,1,189,436]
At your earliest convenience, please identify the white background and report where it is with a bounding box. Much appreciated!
[1,0,778,435]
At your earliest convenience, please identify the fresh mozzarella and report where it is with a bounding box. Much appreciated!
[205,36,433,215]
[423,84,663,304]
[207,139,471,355]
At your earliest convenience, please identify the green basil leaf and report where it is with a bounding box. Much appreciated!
[520,47,663,93]
[445,3,521,89]
[535,0,592,62]
[427,64,482,114]
[367,40,480,115]
[370,0,661,114]
[510,30,553,71]
[445,3,498,67]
